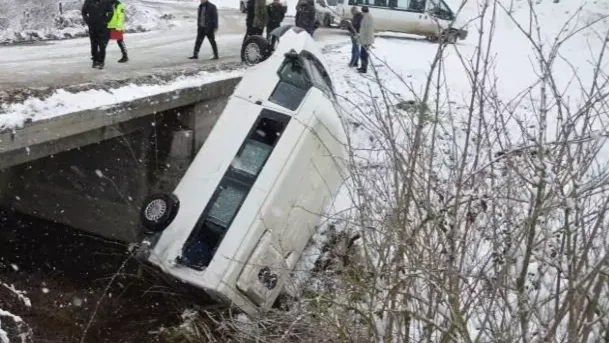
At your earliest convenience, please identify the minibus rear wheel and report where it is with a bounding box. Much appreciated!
[140,193,180,233]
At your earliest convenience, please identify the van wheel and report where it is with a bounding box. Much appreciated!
[339,19,350,30]
[140,193,180,233]
[241,35,272,66]
[323,15,332,27]
[441,29,458,44]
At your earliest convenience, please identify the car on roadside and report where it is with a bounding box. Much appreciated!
[137,26,348,316]
[336,0,467,43]
[314,0,336,28]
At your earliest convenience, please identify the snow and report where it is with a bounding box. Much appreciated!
[1,284,31,308]
[0,329,8,343]
[0,0,245,44]
[0,309,23,343]
[0,69,244,130]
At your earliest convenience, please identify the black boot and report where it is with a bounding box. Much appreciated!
[357,67,366,73]
[188,55,198,59]
[96,63,105,70]
[210,55,219,60]
[118,56,129,63]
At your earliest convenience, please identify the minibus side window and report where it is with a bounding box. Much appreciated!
[179,110,291,270]
[395,0,409,10]
[429,0,454,20]
[269,58,312,111]
[407,0,425,12]
[374,0,387,7]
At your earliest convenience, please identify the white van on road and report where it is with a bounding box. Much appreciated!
[337,0,467,42]
[138,27,348,316]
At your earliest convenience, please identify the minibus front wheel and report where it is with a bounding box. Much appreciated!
[140,193,180,233]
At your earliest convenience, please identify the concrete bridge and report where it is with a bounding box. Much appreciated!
[0,77,241,242]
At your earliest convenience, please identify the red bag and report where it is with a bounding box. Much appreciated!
[110,30,124,41]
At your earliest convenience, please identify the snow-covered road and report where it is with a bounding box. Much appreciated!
[0,13,348,90]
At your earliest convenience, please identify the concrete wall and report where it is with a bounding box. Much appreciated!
[0,77,241,242]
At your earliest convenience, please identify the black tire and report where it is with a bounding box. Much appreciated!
[440,29,458,44]
[140,193,180,233]
[339,19,350,30]
[323,14,331,28]
[241,35,272,66]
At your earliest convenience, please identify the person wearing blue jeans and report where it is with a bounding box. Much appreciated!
[348,6,363,68]
[357,6,374,73]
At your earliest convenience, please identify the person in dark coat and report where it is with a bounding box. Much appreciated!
[189,0,219,60]
[244,0,267,41]
[347,6,363,67]
[266,0,286,41]
[295,0,316,36]
[82,0,114,69]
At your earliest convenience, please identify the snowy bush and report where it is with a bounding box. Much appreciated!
[293,0,609,341]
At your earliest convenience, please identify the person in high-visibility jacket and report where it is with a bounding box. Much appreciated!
[108,0,129,63]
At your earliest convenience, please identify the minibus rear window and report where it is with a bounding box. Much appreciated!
[179,110,291,270]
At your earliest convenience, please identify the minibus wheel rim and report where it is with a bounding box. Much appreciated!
[245,43,262,64]
[144,198,167,222]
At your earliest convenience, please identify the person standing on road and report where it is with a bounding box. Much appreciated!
[266,0,286,42]
[244,0,267,41]
[295,0,316,36]
[108,0,129,63]
[357,6,374,74]
[82,0,114,69]
[189,0,219,60]
[347,6,363,68]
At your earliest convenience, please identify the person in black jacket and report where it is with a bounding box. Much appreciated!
[244,0,266,41]
[295,0,316,36]
[266,0,286,41]
[348,6,363,67]
[189,0,219,60]
[82,0,114,69]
